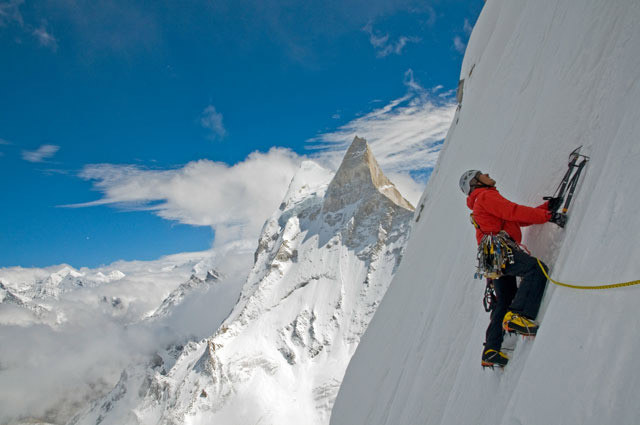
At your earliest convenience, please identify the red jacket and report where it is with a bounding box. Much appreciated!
[466,187,550,245]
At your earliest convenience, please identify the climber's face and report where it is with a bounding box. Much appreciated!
[476,173,495,187]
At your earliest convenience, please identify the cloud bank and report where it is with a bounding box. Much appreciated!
[0,250,250,424]
[68,148,302,248]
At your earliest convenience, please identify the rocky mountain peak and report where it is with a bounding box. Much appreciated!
[69,136,416,425]
[323,136,414,213]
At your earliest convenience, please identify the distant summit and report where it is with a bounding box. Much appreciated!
[324,136,414,213]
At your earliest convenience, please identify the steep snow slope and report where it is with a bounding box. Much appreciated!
[71,137,414,425]
[331,1,640,425]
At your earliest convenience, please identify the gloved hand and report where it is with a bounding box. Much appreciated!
[545,196,563,212]
[549,212,567,228]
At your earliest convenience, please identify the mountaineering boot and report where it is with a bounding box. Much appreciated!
[502,311,538,336]
[481,349,509,368]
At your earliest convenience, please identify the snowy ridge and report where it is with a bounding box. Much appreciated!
[71,137,414,425]
[0,252,223,326]
[148,270,222,320]
[0,280,51,318]
[0,265,125,301]
[331,1,640,425]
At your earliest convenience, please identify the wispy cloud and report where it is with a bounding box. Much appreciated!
[453,36,466,54]
[463,18,473,35]
[22,144,60,162]
[33,21,57,51]
[0,138,10,145]
[363,22,420,58]
[453,18,474,55]
[67,148,302,248]
[0,0,23,27]
[307,69,456,203]
[419,5,437,27]
[200,105,226,139]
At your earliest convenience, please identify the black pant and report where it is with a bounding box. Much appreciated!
[485,250,548,352]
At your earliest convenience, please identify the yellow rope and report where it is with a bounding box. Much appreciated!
[537,258,640,290]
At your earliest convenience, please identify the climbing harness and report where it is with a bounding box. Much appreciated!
[537,258,640,290]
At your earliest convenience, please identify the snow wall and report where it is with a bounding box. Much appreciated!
[331,1,640,425]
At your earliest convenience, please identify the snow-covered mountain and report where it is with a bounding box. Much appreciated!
[148,270,222,320]
[0,252,224,325]
[0,280,52,320]
[0,252,246,425]
[331,1,640,425]
[0,265,124,301]
[70,136,414,425]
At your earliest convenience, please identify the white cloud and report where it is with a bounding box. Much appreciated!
[200,105,226,139]
[33,21,57,50]
[307,70,457,205]
[22,144,60,162]
[453,36,466,54]
[363,22,420,58]
[0,138,10,145]
[0,308,154,423]
[0,0,24,27]
[67,148,302,248]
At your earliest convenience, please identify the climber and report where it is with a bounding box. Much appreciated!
[459,170,564,368]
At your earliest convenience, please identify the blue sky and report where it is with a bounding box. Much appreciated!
[0,0,482,268]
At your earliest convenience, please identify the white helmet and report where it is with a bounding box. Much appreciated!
[459,169,481,195]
